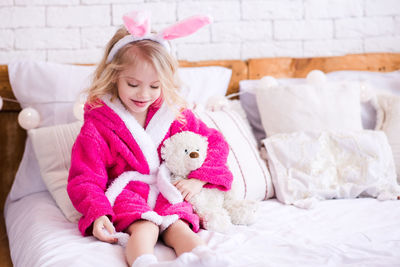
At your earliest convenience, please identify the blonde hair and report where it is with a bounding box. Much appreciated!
[86,26,187,115]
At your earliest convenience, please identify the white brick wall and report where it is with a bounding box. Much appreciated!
[304,0,363,19]
[0,7,45,28]
[242,0,303,20]
[275,20,334,40]
[336,17,395,38]
[178,1,240,22]
[242,41,303,58]
[47,6,111,27]
[366,0,400,16]
[113,3,176,24]
[15,0,79,5]
[15,28,80,49]
[0,0,399,64]
[304,39,363,56]
[0,29,14,49]
[396,16,400,35]
[0,0,13,5]
[212,21,272,42]
[177,43,241,61]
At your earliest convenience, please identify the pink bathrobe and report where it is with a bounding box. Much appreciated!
[67,95,232,236]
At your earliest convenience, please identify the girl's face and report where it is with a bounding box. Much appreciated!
[117,58,161,117]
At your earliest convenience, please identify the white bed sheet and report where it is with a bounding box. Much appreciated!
[5,191,400,267]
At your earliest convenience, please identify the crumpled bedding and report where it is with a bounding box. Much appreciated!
[264,131,400,208]
[5,191,400,267]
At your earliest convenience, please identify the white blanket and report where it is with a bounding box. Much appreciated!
[5,191,400,267]
[264,131,400,208]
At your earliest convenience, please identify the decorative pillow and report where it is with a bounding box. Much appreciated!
[239,70,400,144]
[239,78,307,145]
[255,81,363,136]
[8,60,232,201]
[29,121,83,222]
[327,70,400,129]
[238,91,265,146]
[375,94,400,181]
[225,99,251,126]
[193,104,274,201]
[263,131,400,209]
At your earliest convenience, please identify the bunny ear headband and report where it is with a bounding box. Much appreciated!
[106,10,212,63]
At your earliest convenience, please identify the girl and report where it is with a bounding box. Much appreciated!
[67,11,233,267]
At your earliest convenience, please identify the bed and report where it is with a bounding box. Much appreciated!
[1,53,400,267]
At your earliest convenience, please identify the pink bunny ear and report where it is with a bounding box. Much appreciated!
[123,10,151,37]
[159,15,212,40]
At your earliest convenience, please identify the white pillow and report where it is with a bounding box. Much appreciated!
[193,104,274,201]
[29,121,83,222]
[8,61,95,201]
[327,70,400,129]
[375,94,400,182]
[255,81,363,136]
[178,66,232,105]
[8,60,232,201]
[239,78,307,145]
[239,71,400,144]
[263,131,400,209]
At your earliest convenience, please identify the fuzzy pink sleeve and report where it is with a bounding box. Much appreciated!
[67,122,115,236]
[172,109,233,191]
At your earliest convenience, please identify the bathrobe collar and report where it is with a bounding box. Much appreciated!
[85,95,175,174]
[102,94,175,173]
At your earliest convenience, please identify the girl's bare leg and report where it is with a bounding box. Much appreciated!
[125,220,159,266]
[161,219,205,256]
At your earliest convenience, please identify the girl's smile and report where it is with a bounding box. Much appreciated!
[131,99,151,107]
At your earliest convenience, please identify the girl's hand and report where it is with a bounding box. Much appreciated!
[93,215,118,243]
[173,178,207,201]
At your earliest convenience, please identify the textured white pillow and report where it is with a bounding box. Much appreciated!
[8,60,232,201]
[263,131,400,209]
[29,121,83,222]
[193,104,274,201]
[375,94,400,182]
[255,82,363,136]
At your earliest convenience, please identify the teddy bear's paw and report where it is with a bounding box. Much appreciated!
[227,200,259,225]
[202,210,233,233]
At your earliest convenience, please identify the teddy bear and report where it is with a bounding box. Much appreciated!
[161,131,258,233]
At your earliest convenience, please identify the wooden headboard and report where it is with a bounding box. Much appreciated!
[248,53,400,79]
[0,52,399,266]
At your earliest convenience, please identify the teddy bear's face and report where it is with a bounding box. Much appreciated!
[161,131,208,177]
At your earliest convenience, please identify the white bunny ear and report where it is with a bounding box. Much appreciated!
[123,10,151,37]
[159,15,212,40]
